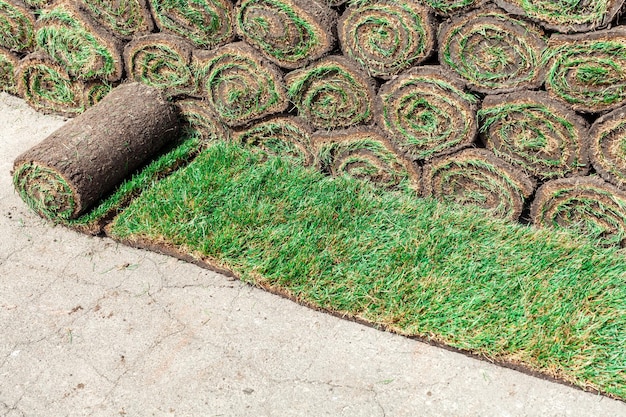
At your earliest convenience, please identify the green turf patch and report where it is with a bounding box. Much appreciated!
[107,142,626,400]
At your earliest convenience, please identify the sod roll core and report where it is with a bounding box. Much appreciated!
[13,82,180,220]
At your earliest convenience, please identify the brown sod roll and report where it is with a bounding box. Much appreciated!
[589,105,626,190]
[78,0,154,40]
[495,0,625,33]
[124,33,196,98]
[12,82,180,221]
[422,148,535,221]
[438,7,546,94]
[0,46,19,94]
[285,55,375,130]
[193,41,288,127]
[544,28,626,114]
[376,65,478,162]
[176,97,231,144]
[233,115,313,166]
[531,176,626,247]
[235,0,337,70]
[0,0,35,52]
[479,90,589,181]
[22,0,52,9]
[313,127,421,193]
[338,0,435,79]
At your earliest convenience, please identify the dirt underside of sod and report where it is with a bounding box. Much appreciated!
[63,140,626,401]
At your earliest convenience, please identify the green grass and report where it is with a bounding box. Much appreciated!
[108,142,626,399]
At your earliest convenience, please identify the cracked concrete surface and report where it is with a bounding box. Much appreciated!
[1,92,625,416]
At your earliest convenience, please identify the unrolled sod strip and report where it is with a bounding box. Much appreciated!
[480,90,589,181]
[423,148,535,221]
[0,0,35,52]
[236,0,337,70]
[531,176,626,247]
[176,98,231,144]
[313,127,421,193]
[338,0,435,79]
[544,28,626,114]
[150,0,235,49]
[589,105,626,190]
[438,8,546,94]
[286,55,375,130]
[233,116,314,166]
[376,66,478,162]
[193,42,288,127]
[35,1,124,82]
[124,33,196,98]
[422,0,488,15]
[0,46,18,94]
[12,83,180,221]
[495,0,625,33]
[79,0,154,40]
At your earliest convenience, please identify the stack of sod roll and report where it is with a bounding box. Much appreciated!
[6,0,626,246]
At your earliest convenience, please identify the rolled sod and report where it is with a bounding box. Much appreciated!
[313,127,421,192]
[438,8,546,94]
[83,81,112,107]
[22,0,52,9]
[35,1,124,82]
[124,33,195,98]
[495,0,625,33]
[236,0,337,70]
[589,105,626,190]
[423,148,536,221]
[233,116,313,166]
[149,0,235,49]
[422,0,487,15]
[0,46,18,94]
[0,0,35,52]
[79,0,154,40]
[176,97,231,144]
[479,91,589,181]
[285,55,375,130]
[13,83,180,221]
[338,0,435,79]
[376,66,478,162]
[531,177,626,247]
[193,42,288,127]
[544,28,626,114]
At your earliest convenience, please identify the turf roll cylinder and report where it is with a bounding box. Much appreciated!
[376,66,477,162]
[531,177,626,247]
[313,127,421,192]
[233,116,313,166]
[149,0,235,49]
[422,0,487,16]
[0,46,18,94]
[236,0,337,70]
[438,8,546,94]
[35,1,124,82]
[338,0,435,79]
[176,98,230,144]
[124,33,195,97]
[13,82,180,221]
[193,42,288,127]
[544,29,626,114]
[0,0,35,52]
[286,55,375,130]
[423,148,535,221]
[589,105,626,190]
[479,91,589,181]
[79,0,154,40]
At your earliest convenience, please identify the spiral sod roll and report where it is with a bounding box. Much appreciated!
[79,0,154,40]
[338,0,434,79]
[12,83,180,221]
[313,127,421,192]
[423,148,536,221]
[438,8,546,94]
[234,116,314,166]
[589,105,626,190]
[531,176,626,247]
[0,46,18,94]
[124,33,196,97]
[0,0,35,52]
[236,0,337,70]
[176,98,230,144]
[423,0,488,16]
[376,65,478,162]
[479,91,590,181]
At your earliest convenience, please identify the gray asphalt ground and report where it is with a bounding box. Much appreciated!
[1,92,625,416]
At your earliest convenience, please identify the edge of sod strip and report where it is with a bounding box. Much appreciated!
[79,0,154,40]
[107,142,626,399]
[338,0,435,79]
[495,0,625,33]
[176,97,231,145]
[0,46,18,94]
[531,176,626,247]
[376,65,478,161]
[544,28,626,114]
[236,0,337,70]
[438,7,546,94]
[0,0,35,52]
[589,105,626,190]
[423,148,536,221]
[479,90,590,181]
